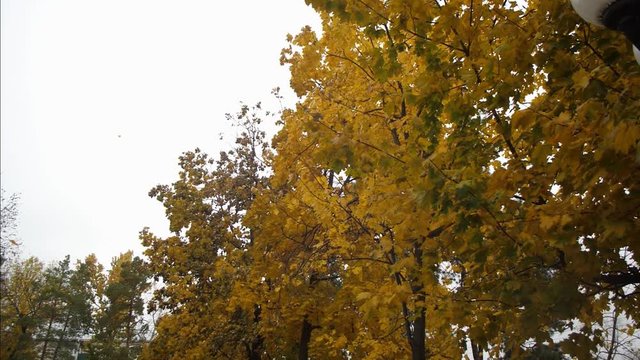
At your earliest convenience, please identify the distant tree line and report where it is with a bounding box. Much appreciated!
[0,214,150,360]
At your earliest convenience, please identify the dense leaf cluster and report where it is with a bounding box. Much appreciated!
[141,0,639,359]
[0,253,150,360]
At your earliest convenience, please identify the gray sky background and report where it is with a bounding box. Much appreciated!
[1,0,321,267]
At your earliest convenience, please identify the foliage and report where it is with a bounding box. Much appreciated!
[2,1,639,358]
[4,0,638,357]
[88,252,150,360]
[0,189,20,271]
[136,0,640,359]
[264,0,640,358]
[37,256,94,360]
[1,257,45,360]
[0,252,149,360]
[140,104,271,360]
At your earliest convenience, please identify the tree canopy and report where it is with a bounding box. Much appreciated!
[0,253,151,360]
[137,0,640,359]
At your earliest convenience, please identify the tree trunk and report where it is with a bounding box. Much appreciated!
[606,308,619,360]
[298,317,314,360]
[470,340,482,360]
[411,297,426,360]
[51,310,71,360]
[125,298,134,359]
[8,322,30,360]
[502,347,512,360]
[410,241,427,360]
[246,304,263,360]
[40,307,57,360]
[247,342,262,360]
[401,301,414,349]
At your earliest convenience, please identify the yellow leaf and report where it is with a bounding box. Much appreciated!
[571,68,590,90]
[511,110,534,131]
[356,291,372,301]
[612,122,640,154]
[540,214,558,230]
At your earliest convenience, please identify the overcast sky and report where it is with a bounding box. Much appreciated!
[1,0,321,267]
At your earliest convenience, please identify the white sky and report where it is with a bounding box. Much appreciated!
[1,0,321,267]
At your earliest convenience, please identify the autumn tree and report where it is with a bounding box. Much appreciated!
[1,257,46,360]
[244,168,361,359]
[132,0,639,358]
[1,254,107,360]
[265,0,640,358]
[140,103,271,359]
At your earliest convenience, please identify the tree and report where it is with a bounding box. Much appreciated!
[38,256,74,360]
[137,0,639,358]
[1,254,98,360]
[268,0,639,358]
[1,189,20,272]
[1,257,46,360]
[595,305,640,360]
[245,172,354,359]
[37,256,94,360]
[140,103,271,359]
[89,252,150,360]
[1,247,151,360]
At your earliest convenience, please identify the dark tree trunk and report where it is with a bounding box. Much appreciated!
[40,309,57,360]
[410,240,427,360]
[411,296,426,360]
[248,340,262,360]
[125,298,135,359]
[10,323,30,360]
[502,347,512,360]
[298,317,314,360]
[51,310,71,360]
[470,340,482,360]
[246,304,263,360]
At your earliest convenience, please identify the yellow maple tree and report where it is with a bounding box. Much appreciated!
[141,0,639,358]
